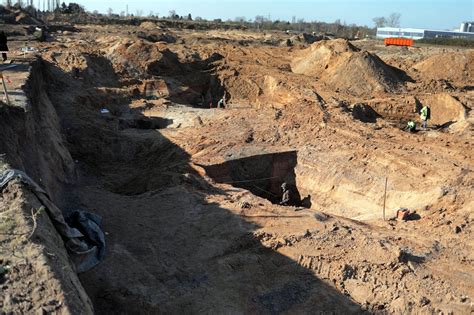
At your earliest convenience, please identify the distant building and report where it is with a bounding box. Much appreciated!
[376,24,474,40]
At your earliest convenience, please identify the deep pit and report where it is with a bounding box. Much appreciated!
[203,151,309,207]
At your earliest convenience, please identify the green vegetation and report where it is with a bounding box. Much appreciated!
[417,38,474,48]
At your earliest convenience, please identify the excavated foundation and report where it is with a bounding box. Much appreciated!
[204,151,306,206]
[2,32,472,314]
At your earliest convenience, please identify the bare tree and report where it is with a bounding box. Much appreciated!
[297,18,305,31]
[254,15,265,31]
[168,9,176,19]
[386,12,401,27]
[372,17,386,28]
[107,7,113,16]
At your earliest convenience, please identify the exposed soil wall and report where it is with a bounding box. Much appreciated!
[294,150,445,220]
[0,60,93,313]
[204,151,300,204]
[0,61,76,204]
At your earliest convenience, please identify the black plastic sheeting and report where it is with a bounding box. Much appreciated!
[0,169,105,273]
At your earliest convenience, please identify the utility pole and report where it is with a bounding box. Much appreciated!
[1,73,11,106]
[383,177,388,220]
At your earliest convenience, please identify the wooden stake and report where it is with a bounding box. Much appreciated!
[0,73,10,105]
[383,177,388,220]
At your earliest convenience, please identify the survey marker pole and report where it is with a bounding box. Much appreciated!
[383,177,388,220]
[0,72,10,105]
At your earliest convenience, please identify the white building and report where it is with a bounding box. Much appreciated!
[376,26,474,40]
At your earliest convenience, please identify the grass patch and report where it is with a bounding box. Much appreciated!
[416,38,474,48]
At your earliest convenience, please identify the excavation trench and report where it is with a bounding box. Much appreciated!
[2,47,459,314]
[203,151,307,207]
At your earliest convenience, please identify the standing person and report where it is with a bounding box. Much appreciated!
[280,182,291,206]
[217,98,224,109]
[0,31,8,62]
[217,91,227,109]
[420,105,430,130]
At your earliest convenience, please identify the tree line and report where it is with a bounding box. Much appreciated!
[1,1,402,39]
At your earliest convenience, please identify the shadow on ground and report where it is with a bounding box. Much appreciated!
[38,58,364,313]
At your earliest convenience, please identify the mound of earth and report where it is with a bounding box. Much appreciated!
[104,40,182,78]
[0,8,43,25]
[413,52,474,84]
[15,11,42,25]
[291,39,357,77]
[281,33,329,47]
[291,39,406,95]
[44,52,119,87]
[420,93,467,127]
[139,21,158,30]
[137,31,177,43]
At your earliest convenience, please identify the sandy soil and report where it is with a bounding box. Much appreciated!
[1,24,473,314]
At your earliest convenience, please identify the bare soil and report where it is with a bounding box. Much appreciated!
[1,24,473,314]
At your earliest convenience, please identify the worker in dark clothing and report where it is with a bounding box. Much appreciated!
[280,181,302,206]
[280,182,291,205]
[0,31,8,62]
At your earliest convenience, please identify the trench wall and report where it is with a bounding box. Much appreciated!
[0,59,93,313]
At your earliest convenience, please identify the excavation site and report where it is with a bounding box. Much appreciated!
[1,8,473,315]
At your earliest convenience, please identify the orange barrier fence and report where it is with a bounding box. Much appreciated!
[384,38,414,47]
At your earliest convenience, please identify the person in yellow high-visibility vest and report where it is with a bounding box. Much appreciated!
[406,120,416,133]
[420,105,430,130]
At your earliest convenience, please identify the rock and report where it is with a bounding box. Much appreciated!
[344,279,372,304]
[244,129,254,143]
[193,116,203,126]
[455,226,462,233]
[274,109,282,120]
[342,264,357,280]
[239,200,251,209]
[419,296,430,306]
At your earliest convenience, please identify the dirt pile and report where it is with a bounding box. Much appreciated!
[291,39,407,95]
[137,31,177,43]
[139,21,159,30]
[414,52,474,84]
[281,33,329,47]
[291,39,358,76]
[104,39,183,78]
[44,52,119,87]
[420,93,468,127]
[15,11,42,25]
[0,7,43,25]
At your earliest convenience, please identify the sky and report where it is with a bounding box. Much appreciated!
[66,0,473,30]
